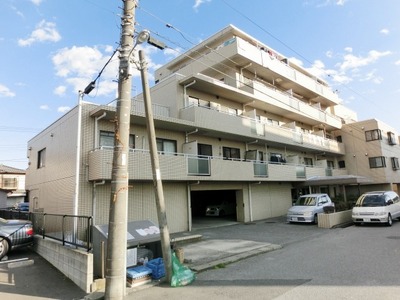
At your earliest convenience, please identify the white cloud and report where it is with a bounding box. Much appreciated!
[52,45,120,96]
[54,85,66,96]
[40,105,50,110]
[344,47,352,53]
[0,84,16,97]
[338,50,391,72]
[360,69,383,84]
[58,106,70,113]
[395,60,400,66]
[335,0,347,5]
[380,28,389,35]
[193,0,211,10]
[288,57,303,66]
[18,20,61,46]
[31,0,43,5]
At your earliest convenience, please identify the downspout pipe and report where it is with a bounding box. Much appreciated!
[92,180,105,225]
[94,112,107,149]
[74,93,83,217]
[183,80,196,107]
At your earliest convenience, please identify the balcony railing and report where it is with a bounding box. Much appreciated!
[88,148,347,182]
[180,105,345,154]
[187,156,211,176]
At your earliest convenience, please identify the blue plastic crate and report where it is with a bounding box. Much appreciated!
[146,257,165,279]
[126,265,152,279]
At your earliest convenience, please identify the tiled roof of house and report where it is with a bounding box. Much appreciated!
[0,164,26,174]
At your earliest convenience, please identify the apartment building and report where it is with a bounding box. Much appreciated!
[25,25,400,232]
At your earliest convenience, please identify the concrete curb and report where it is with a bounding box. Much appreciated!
[189,243,282,272]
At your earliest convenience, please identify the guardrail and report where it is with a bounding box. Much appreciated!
[0,209,92,251]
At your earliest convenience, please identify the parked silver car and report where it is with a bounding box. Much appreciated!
[352,191,400,226]
[0,217,34,259]
[206,201,235,217]
[287,193,334,224]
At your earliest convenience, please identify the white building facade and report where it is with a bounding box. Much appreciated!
[25,25,400,232]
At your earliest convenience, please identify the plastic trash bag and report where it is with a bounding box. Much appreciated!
[171,252,195,287]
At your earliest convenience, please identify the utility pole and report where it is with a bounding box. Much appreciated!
[105,0,136,299]
[139,49,173,283]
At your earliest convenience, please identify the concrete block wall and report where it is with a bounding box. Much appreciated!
[33,236,93,293]
[318,210,352,229]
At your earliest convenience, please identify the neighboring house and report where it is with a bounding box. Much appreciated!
[25,25,400,232]
[0,164,26,208]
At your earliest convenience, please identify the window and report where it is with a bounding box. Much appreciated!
[388,132,397,145]
[304,157,313,167]
[37,148,46,169]
[338,160,346,168]
[365,129,382,142]
[369,156,386,168]
[222,147,240,160]
[156,138,177,155]
[327,160,334,169]
[198,143,212,157]
[391,157,400,170]
[100,131,135,149]
[336,135,342,143]
[270,153,286,163]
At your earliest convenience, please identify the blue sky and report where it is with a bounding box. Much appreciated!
[1,0,400,170]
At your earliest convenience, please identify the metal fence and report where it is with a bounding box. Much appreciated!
[0,209,93,251]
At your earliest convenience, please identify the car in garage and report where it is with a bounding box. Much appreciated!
[287,193,334,224]
[206,201,235,217]
[0,217,34,260]
[352,191,400,226]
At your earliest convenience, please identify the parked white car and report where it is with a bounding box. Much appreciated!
[287,193,334,224]
[352,191,400,226]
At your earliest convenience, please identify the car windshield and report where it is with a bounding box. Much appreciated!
[355,195,386,207]
[295,196,316,206]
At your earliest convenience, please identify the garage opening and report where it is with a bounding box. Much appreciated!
[190,190,238,228]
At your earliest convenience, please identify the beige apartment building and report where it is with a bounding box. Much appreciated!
[25,25,400,233]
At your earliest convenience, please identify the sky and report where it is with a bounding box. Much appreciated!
[1,0,400,170]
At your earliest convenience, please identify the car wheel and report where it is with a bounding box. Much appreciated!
[0,238,9,260]
[387,214,393,227]
[314,214,318,224]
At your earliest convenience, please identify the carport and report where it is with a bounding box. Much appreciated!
[294,174,373,202]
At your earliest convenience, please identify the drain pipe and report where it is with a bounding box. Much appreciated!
[183,80,196,107]
[92,180,105,225]
[94,112,107,149]
[185,129,198,143]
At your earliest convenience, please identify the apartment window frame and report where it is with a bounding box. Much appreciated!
[37,148,46,169]
[388,131,397,145]
[222,146,241,161]
[327,160,335,169]
[391,157,400,170]
[369,156,386,168]
[338,160,346,168]
[365,129,382,142]
[198,143,212,158]
[156,138,177,155]
[270,153,286,164]
[99,130,135,149]
[304,157,313,167]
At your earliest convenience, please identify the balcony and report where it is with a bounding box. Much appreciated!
[88,148,345,182]
[180,105,345,155]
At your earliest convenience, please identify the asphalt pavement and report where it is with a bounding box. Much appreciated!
[0,216,329,299]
